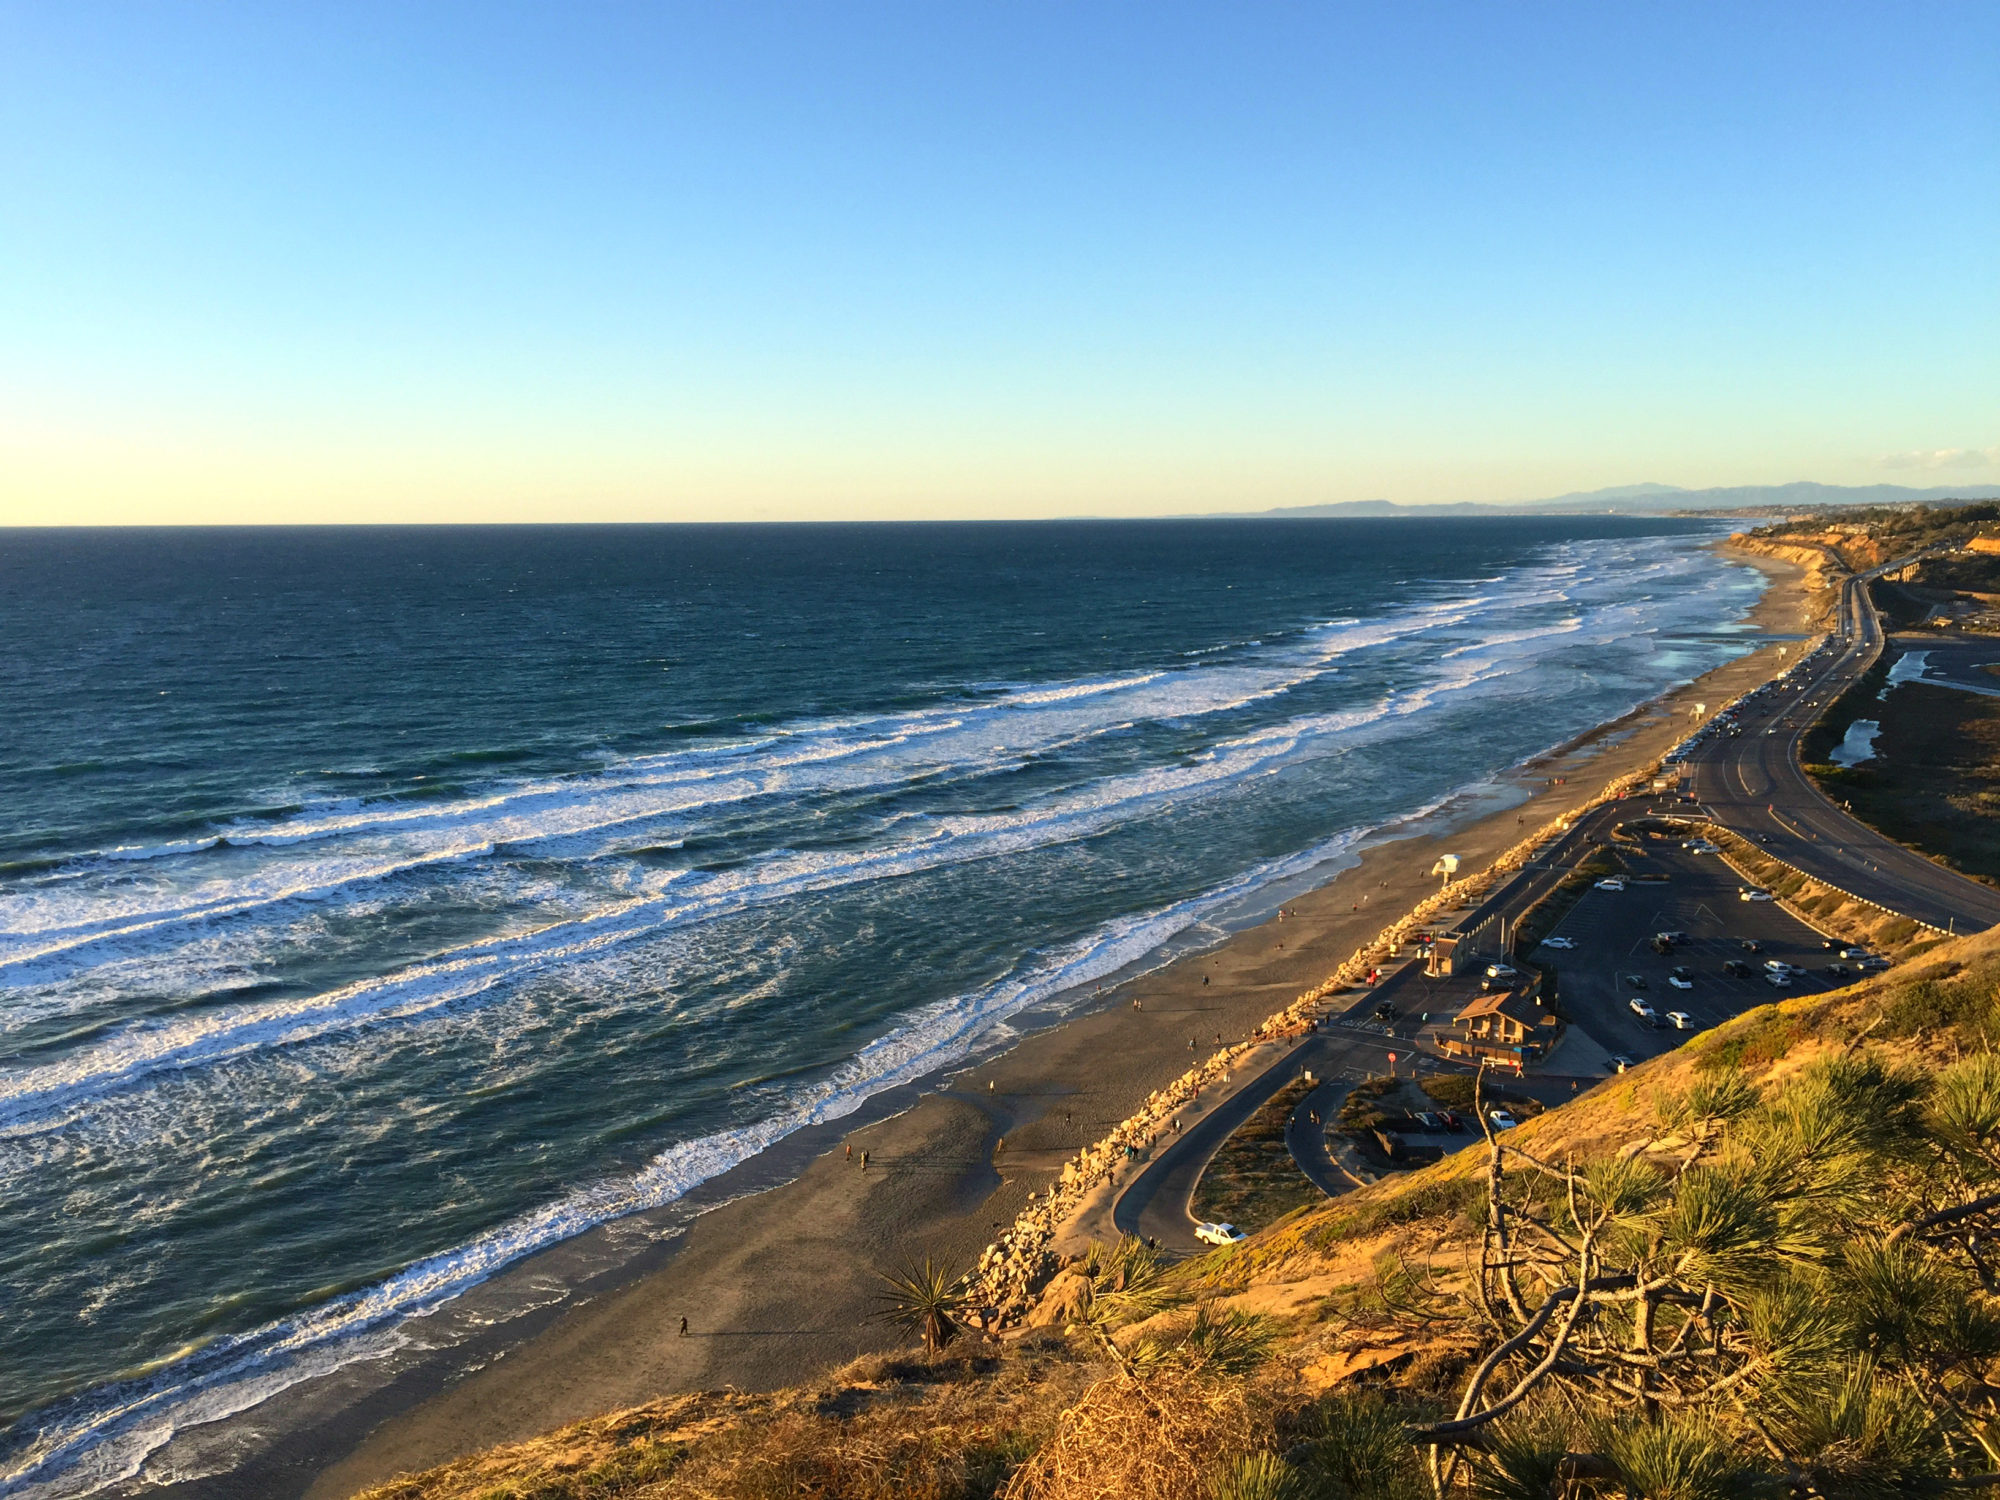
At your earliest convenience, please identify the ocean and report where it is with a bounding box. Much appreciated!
[0,518,1765,1494]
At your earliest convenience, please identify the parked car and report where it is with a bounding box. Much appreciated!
[1765,972,1792,988]
[1824,963,1852,979]
[1740,939,1762,953]
[1723,960,1752,977]
[1629,998,1658,1022]
[1840,947,1869,960]
[1487,1109,1519,1130]
[1609,1054,1635,1073]
[1763,959,1797,975]
[1666,1011,1694,1030]
[1623,973,1648,989]
[1484,963,1517,980]
[1661,932,1690,945]
[1436,1110,1463,1132]
[1195,1222,1247,1247]
[1859,956,1891,971]
[1595,878,1627,892]
[1668,975,1693,990]
[1411,1112,1445,1132]
[1542,936,1575,950]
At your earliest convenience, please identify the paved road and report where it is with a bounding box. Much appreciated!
[1110,1023,1415,1250]
[1286,1080,1357,1197]
[1686,556,2000,936]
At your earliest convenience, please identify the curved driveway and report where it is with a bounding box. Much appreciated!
[1111,1030,1401,1249]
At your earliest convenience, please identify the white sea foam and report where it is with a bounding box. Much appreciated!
[0,651,1528,1130]
[0,824,1374,1500]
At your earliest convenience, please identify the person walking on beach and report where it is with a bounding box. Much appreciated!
[679,1316,689,1337]
[860,1150,869,1171]
[845,1143,852,1161]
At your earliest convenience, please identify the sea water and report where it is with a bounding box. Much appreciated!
[0,518,1764,1493]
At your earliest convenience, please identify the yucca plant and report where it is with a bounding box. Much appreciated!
[873,1256,968,1356]
[1128,1301,1272,1378]
[1211,1451,1313,1500]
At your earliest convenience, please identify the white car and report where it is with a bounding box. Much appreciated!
[1542,936,1576,950]
[1595,878,1627,892]
[1484,963,1518,980]
[1739,888,1773,902]
[1765,972,1792,988]
[1487,1109,1519,1130]
[1668,975,1693,991]
[1629,998,1658,1022]
[1609,1054,1635,1073]
[1666,1011,1693,1030]
[1194,1222,1247,1247]
[1762,959,1797,975]
[1840,947,1870,961]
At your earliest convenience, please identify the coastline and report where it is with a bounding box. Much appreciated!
[144,544,1813,1500]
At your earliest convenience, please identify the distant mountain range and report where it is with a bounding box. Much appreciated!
[1224,481,2000,519]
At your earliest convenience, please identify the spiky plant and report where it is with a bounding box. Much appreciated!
[873,1256,967,1356]
[1211,1451,1312,1500]
[1128,1301,1272,1378]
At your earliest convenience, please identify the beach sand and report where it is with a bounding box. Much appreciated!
[200,547,1810,1500]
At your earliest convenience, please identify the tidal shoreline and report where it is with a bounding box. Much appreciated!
[135,545,1813,1500]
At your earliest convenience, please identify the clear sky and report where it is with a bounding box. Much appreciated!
[2,3,1995,524]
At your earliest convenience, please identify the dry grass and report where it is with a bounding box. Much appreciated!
[353,1345,1092,1500]
[999,1371,1265,1500]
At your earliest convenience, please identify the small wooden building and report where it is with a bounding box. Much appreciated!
[1441,987,1561,1068]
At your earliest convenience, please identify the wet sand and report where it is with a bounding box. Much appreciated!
[198,547,1809,1500]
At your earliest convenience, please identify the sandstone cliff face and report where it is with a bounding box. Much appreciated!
[1728,532,1844,589]
[1731,525,1905,582]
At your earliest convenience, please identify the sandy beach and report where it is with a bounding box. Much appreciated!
[178,547,1814,1500]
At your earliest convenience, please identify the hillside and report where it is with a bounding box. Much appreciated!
[358,925,2000,1500]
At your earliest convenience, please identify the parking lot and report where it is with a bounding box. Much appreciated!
[1529,839,1860,1067]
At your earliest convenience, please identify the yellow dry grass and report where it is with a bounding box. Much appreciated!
[999,1371,1264,1500]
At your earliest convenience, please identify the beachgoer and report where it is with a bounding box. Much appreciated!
[860,1150,869,1170]
[845,1143,852,1161]
[1202,974,1209,986]
[679,1316,689,1337]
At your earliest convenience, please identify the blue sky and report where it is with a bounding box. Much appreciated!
[2,3,1995,522]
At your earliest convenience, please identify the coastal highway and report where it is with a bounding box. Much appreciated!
[1686,555,2000,936]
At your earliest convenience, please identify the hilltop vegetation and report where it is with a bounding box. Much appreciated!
[361,927,2000,1500]
[1744,499,2000,562]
